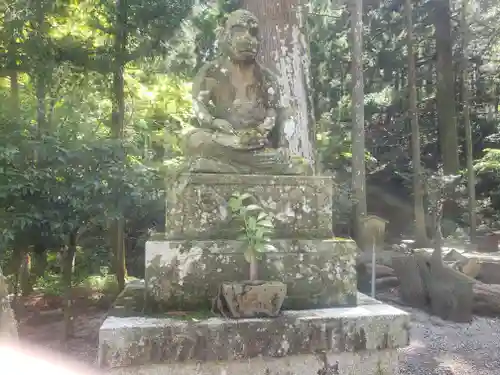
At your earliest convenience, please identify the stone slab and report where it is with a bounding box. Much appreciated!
[105,349,400,375]
[145,238,358,310]
[165,173,334,240]
[98,300,410,370]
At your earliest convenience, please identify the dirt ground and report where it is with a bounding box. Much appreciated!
[14,293,108,366]
[13,289,500,374]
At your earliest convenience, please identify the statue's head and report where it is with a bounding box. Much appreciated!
[220,10,260,63]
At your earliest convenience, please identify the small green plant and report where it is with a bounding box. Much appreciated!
[228,192,276,281]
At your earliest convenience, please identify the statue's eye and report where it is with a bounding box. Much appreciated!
[231,25,246,34]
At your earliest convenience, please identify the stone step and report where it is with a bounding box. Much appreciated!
[99,296,410,374]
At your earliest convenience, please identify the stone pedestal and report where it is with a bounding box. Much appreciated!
[147,173,358,311]
[146,238,358,310]
[98,172,412,373]
[99,288,410,375]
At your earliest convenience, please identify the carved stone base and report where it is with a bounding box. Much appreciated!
[165,173,334,240]
[218,281,287,318]
[145,238,358,311]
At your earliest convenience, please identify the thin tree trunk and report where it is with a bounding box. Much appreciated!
[406,0,428,247]
[111,0,128,291]
[19,251,31,297]
[240,0,316,169]
[349,0,367,247]
[62,231,77,341]
[249,254,258,282]
[34,1,48,134]
[460,0,476,242]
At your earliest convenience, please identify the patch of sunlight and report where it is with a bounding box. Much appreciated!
[365,86,394,106]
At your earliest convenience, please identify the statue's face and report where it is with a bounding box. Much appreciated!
[224,11,260,62]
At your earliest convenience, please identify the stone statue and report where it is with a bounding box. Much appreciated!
[185,9,310,175]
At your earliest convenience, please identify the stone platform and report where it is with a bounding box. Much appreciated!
[145,238,358,310]
[99,293,410,374]
[165,173,334,240]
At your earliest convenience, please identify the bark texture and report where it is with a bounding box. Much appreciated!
[240,0,316,168]
[432,0,459,174]
[349,0,368,246]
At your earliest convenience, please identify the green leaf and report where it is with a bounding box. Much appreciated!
[257,211,267,220]
[257,219,273,228]
[228,197,242,211]
[245,204,262,211]
[247,216,257,230]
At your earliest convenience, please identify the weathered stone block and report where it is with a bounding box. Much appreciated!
[104,350,401,375]
[165,173,334,240]
[98,300,410,372]
[0,266,17,340]
[145,238,358,310]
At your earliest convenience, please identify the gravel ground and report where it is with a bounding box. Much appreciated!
[398,304,500,374]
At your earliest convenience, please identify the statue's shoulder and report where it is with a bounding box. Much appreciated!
[196,57,226,78]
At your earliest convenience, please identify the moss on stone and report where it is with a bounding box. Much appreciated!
[145,239,358,311]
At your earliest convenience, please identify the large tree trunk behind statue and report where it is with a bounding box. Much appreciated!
[240,0,316,168]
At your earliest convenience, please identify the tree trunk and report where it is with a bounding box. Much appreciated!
[249,254,258,282]
[460,0,476,242]
[406,0,429,247]
[112,219,127,291]
[392,254,428,308]
[62,231,77,341]
[432,0,459,174]
[111,0,128,292]
[349,0,368,248]
[240,0,316,169]
[19,251,32,297]
[393,251,473,322]
[34,0,48,134]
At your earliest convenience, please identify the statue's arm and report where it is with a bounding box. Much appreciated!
[192,64,215,129]
[192,63,235,134]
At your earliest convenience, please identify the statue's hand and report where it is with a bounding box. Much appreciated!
[257,118,274,138]
[212,119,236,134]
[240,128,269,148]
